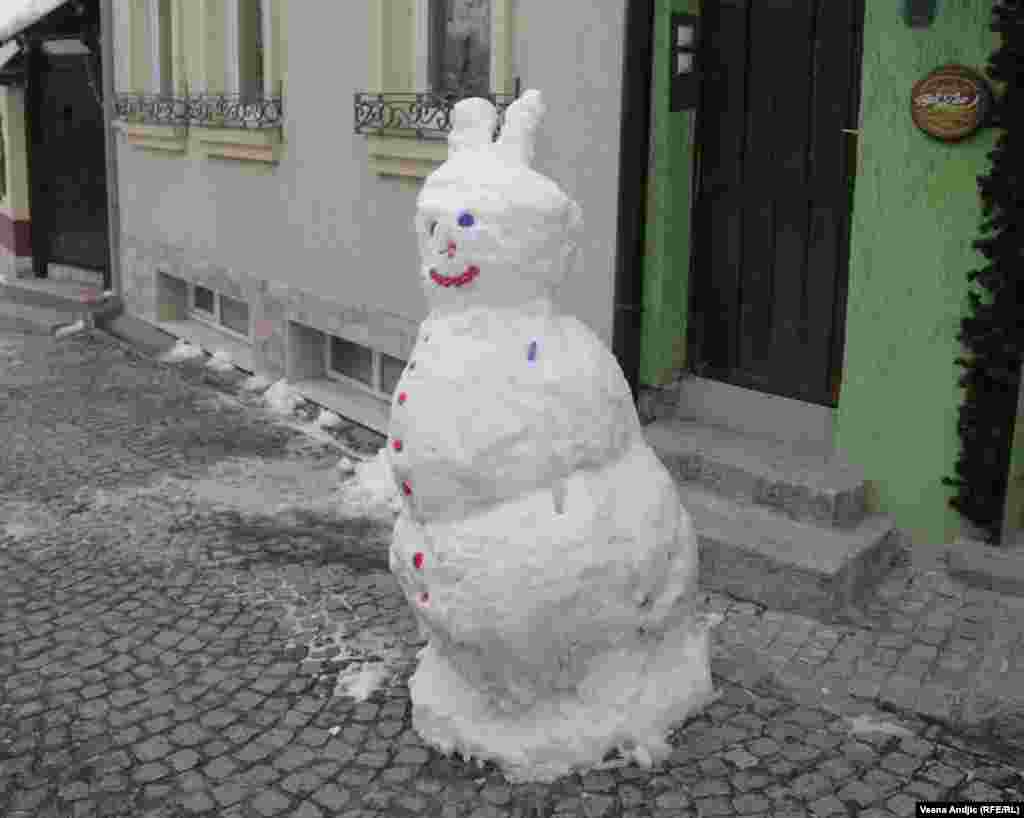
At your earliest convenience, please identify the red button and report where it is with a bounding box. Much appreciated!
[393,439,403,452]
[402,480,412,496]
[413,552,424,569]
[419,591,429,604]
[398,392,407,405]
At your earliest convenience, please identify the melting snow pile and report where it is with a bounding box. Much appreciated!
[160,339,204,362]
[316,409,343,429]
[263,379,305,415]
[241,374,272,392]
[336,449,401,520]
[205,348,236,372]
[54,320,87,339]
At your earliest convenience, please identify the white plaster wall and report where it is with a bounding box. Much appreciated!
[114,2,626,346]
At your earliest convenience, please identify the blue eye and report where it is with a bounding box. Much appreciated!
[458,212,475,228]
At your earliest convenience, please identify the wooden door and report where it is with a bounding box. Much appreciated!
[689,0,863,407]
[38,53,110,276]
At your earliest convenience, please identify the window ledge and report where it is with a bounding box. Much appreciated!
[366,134,448,178]
[118,122,189,153]
[291,376,390,436]
[193,126,284,164]
[155,317,255,372]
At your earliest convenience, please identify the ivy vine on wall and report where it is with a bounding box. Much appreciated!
[941,0,1023,545]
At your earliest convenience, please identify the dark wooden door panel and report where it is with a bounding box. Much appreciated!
[40,56,109,274]
[691,0,863,407]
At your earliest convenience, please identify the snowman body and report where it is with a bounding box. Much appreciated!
[387,91,716,783]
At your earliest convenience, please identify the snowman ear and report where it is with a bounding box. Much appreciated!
[448,97,498,155]
[498,89,545,166]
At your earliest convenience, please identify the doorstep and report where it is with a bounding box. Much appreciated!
[946,537,1024,596]
[646,417,903,617]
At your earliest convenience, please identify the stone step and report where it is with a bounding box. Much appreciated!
[645,418,869,530]
[679,482,904,618]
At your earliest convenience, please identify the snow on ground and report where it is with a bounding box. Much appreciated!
[0,501,55,541]
[205,348,236,372]
[241,374,272,391]
[54,320,87,339]
[224,571,411,705]
[160,339,205,362]
[844,713,915,738]
[264,379,305,414]
[316,408,343,428]
[335,449,401,519]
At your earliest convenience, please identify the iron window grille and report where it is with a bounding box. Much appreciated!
[325,333,407,399]
[114,89,283,130]
[353,89,518,140]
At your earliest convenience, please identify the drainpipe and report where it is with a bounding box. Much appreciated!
[612,0,655,403]
[99,0,120,295]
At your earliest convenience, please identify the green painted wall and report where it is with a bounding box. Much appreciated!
[640,0,699,387]
[836,0,1000,546]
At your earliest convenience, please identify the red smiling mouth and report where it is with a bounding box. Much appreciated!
[430,266,480,288]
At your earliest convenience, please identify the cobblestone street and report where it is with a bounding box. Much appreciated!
[2,319,1024,818]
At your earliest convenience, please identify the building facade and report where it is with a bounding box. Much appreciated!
[108,0,1022,551]
[112,1,626,435]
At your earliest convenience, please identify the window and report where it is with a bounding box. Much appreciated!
[428,0,491,98]
[146,0,173,95]
[188,284,251,340]
[368,0,514,177]
[219,295,250,336]
[227,0,269,103]
[327,335,407,398]
[193,284,215,315]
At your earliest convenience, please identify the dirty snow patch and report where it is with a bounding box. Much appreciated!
[334,663,390,702]
[1,502,56,540]
[316,409,343,429]
[205,348,236,372]
[54,320,87,339]
[161,339,204,362]
[241,374,273,392]
[336,448,401,519]
[844,713,915,738]
[264,379,305,414]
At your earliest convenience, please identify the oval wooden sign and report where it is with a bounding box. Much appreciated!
[911,64,993,142]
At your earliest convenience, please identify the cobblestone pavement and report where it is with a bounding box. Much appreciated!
[2,320,1023,818]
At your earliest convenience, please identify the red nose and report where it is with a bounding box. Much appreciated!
[446,241,457,258]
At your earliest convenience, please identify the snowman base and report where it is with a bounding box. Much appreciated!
[408,617,718,783]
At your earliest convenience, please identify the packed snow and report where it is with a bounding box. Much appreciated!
[0,0,66,43]
[263,378,305,414]
[160,339,204,362]
[315,408,343,428]
[53,320,87,339]
[384,89,717,781]
[240,373,273,392]
[205,348,236,372]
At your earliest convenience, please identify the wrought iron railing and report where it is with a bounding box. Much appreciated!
[114,93,284,129]
[353,91,518,140]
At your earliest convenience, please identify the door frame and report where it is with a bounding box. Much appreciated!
[686,0,866,409]
[16,0,111,289]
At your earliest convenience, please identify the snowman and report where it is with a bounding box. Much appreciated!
[386,89,717,783]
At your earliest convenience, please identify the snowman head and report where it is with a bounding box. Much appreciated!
[415,90,584,313]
